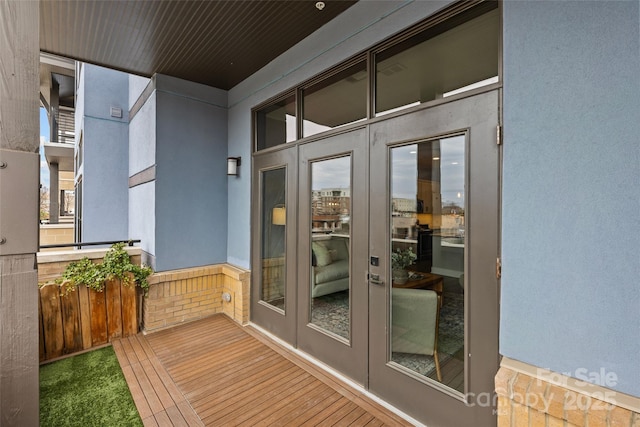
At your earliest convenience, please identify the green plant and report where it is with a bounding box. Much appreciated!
[391,247,417,271]
[54,242,153,295]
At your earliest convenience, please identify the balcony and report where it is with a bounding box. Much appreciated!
[38,247,413,425]
[114,315,412,426]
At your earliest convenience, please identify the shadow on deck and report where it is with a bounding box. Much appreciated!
[113,315,413,426]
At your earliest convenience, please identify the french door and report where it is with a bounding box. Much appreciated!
[251,89,500,425]
[368,90,500,425]
[251,128,370,386]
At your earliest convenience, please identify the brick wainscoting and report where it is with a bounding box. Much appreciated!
[262,256,284,303]
[143,264,250,332]
[496,358,640,427]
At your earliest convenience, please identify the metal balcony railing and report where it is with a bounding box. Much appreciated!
[39,239,140,250]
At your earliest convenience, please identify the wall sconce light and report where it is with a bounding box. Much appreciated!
[227,157,241,176]
[272,205,286,226]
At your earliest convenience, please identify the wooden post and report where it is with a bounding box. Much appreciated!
[89,289,108,346]
[39,284,64,359]
[60,287,83,354]
[120,276,138,336]
[77,285,93,349]
[0,1,40,425]
[105,279,123,340]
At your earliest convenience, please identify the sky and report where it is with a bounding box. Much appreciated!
[40,107,50,189]
[391,135,465,205]
[307,135,465,206]
[312,155,350,190]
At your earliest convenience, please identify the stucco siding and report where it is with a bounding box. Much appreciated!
[501,0,640,397]
[154,77,228,271]
[129,91,157,175]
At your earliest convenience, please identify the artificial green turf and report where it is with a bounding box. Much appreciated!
[40,346,143,427]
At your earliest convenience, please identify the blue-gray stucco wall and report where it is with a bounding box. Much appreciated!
[502,1,640,396]
[79,64,130,242]
[154,76,228,272]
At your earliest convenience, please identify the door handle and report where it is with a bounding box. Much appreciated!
[368,273,384,286]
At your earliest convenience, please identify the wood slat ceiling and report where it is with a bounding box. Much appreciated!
[40,1,357,90]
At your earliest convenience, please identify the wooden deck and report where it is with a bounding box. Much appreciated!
[113,315,413,426]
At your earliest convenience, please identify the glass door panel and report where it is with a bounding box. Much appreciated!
[260,168,287,310]
[297,128,368,385]
[389,135,465,393]
[310,156,352,341]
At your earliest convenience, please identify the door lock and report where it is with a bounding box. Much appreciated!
[368,273,384,286]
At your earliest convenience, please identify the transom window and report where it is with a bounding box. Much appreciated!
[254,1,499,151]
[303,61,367,138]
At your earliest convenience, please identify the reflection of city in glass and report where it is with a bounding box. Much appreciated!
[311,188,351,234]
[390,136,466,394]
[391,136,465,243]
[310,156,351,341]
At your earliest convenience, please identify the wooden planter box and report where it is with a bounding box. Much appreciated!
[39,278,139,362]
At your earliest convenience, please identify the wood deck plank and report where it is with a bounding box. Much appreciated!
[203,373,315,425]
[141,415,159,427]
[315,401,362,426]
[191,361,299,414]
[140,358,176,409]
[152,411,172,426]
[297,396,351,426]
[130,361,165,415]
[286,391,343,426]
[185,354,287,404]
[128,333,149,362]
[175,400,204,427]
[141,346,186,403]
[163,334,258,370]
[245,324,412,427]
[120,365,153,420]
[260,382,338,426]
[151,334,250,367]
[350,412,376,426]
[111,339,129,368]
[333,405,367,426]
[119,336,140,365]
[171,339,267,384]
[133,333,158,360]
[115,315,412,427]
[164,405,189,427]
[203,371,312,424]
[184,351,286,396]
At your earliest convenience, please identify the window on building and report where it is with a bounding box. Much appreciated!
[375,4,499,116]
[302,61,367,138]
[254,2,500,150]
[256,94,296,151]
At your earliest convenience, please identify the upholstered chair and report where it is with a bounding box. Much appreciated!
[391,288,442,381]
